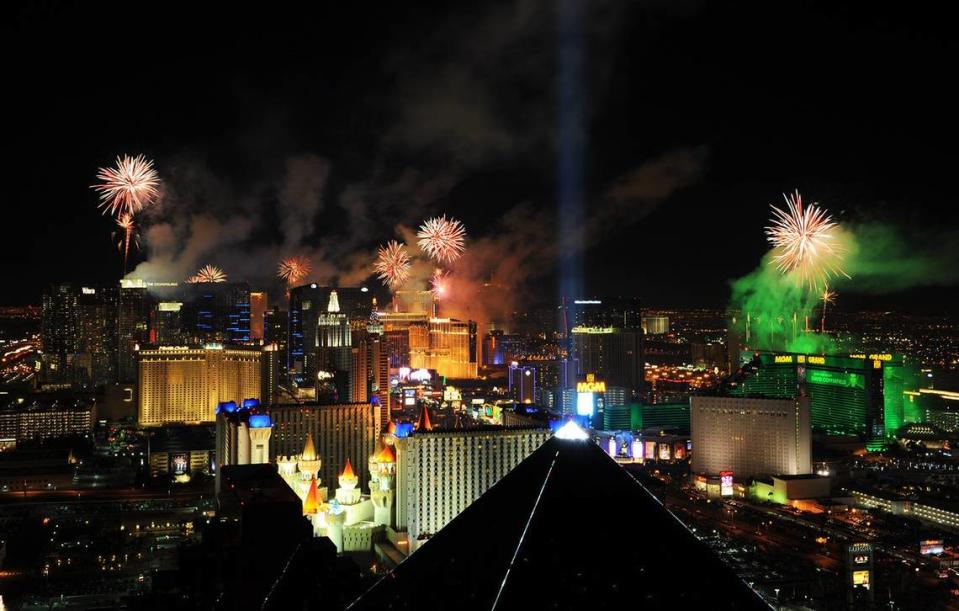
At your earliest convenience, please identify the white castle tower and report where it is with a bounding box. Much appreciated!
[276,433,327,505]
[368,444,396,528]
[335,459,361,505]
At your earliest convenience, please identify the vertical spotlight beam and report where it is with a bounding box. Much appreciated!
[557,0,586,327]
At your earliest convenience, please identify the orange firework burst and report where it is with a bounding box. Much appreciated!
[277,256,312,286]
[114,213,139,273]
[92,154,160,217]
[187,264,227,284]
[374,241,411,291]
[765,190,847,288]
[417,215,466,264]
[429,269,449,299]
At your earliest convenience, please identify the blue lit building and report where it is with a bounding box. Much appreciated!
[181,281,251,344]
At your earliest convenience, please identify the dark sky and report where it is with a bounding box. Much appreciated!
[4,1,959,313]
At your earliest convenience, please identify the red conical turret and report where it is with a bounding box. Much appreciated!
[417,404,433,432]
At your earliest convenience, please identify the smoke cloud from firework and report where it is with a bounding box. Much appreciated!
[126,145,707,328]
[729,197,959,353]
[114,0,715,331]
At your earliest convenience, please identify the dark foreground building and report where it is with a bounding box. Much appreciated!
[347,432,771,610]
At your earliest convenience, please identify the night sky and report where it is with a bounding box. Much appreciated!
[4,1,958,312]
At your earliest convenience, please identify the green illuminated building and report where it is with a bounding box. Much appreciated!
[728,351,914,445]
[601,402,691,432]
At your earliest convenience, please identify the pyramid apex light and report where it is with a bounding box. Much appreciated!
[555,420,589,441]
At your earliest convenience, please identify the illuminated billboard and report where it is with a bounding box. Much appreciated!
[171,453,189,475]
[807,369,865,389]
[852,570,870,587]
[576,392,595,416]
[920,540,944,555]
[720,471,734,497]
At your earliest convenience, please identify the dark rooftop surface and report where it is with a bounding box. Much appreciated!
[217,464,300,514]
[148,424,215,452]
[348,436,771,610]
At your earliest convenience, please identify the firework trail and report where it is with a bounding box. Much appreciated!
[429,269,449,300]
[417,215,467,264]
[374,241,412,291]
[820,285,836,333]
[277,256,312,286]
[187,264,227,284]
[114,213,139,273]
[765,190,847,288]
[92,154,160,217]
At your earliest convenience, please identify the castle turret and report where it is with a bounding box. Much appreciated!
[248,414,272,464]
[416,404,433,432]
[335,459,361,505]
[369,444,396,528]
[297,433,322,482]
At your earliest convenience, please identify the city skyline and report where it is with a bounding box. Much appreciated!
[5,3,959,610]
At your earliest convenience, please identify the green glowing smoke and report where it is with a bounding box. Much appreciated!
[730,218,958,353]
[729,254,834,352]
[842,223,959,292]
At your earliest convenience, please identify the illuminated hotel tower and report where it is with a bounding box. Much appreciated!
[137,345,262,427]
[394,408,551,552]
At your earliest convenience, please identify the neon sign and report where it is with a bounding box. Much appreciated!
[720,471,734,497]
[576,373,606,393]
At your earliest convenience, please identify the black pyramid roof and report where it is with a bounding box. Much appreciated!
[347,434,771,610]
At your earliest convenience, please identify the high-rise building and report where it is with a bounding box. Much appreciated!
[691,395,811,477]
[118,281,154,383]
[40,283,80,386]
[316,290,353,398]
[349,324,370,404]
[249,292,267,341]
[155,302,185,345]
[269,402,377,492]
[76,285,119,388]
[137,345,262,427]
[180,281,251,344]
[572,325,644,398]
[41,284,119,388]
[366,316,390,432]
[570,297,642,329]
[288,284,373,375]
[394,424,551,552]
[410,318,478,379]
[508,363,536,404]
[261,343,282,406]
[264,306,289,383]
[379,311,429,368]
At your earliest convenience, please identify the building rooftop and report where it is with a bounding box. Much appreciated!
[217,464,301,515]
[348,436,770,610]
[774,474,830,481]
